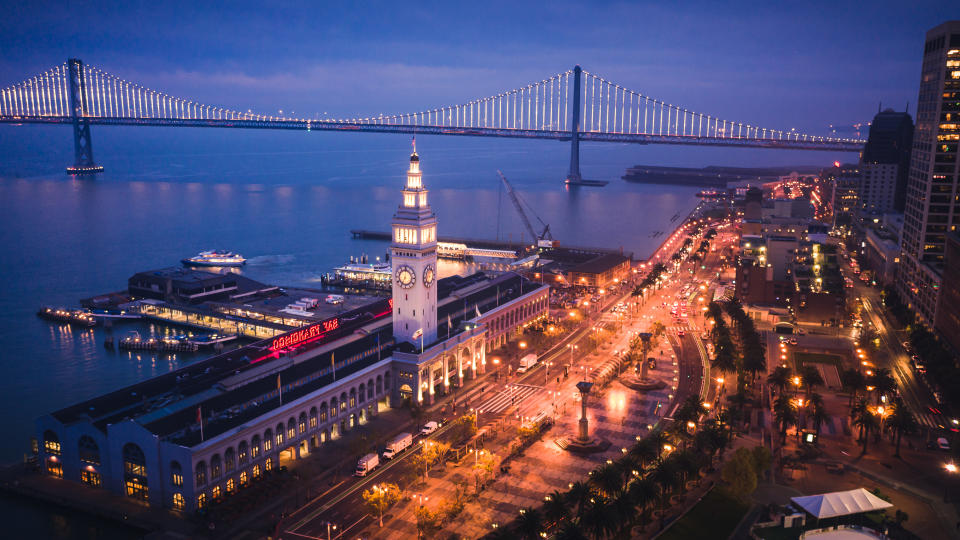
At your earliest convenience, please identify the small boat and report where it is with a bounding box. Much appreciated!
[182,250,246,267]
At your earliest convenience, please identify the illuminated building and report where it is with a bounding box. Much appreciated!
[33,148,548,513]
[897,21,960,324]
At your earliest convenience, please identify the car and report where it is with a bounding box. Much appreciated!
[420,421,439,436]
[677,329,685,337]
[936,437,951,451]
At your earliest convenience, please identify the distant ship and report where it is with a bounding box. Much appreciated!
[182,250,247,267]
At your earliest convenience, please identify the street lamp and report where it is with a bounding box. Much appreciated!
[325,522,337,540]
[492,357,501,380]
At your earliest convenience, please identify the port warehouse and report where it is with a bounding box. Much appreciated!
[35,272,548,513]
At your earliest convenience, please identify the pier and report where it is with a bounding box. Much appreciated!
[349,230,633,260]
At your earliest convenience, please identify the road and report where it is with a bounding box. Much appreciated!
[281,211,725,539]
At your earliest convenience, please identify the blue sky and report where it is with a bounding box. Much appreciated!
[0,1,956,135]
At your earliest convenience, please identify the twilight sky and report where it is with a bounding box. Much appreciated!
[0,1,956,136]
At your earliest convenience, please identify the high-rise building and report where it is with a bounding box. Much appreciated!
[897,21,960,324]
[934,232,960,352]
[860,109,914,215]
[828,163,861,230]
[391,140,438,346]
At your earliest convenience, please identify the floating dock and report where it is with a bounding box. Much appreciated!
[36,306,97,327]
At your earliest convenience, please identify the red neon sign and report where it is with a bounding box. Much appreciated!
[267,298,394,353]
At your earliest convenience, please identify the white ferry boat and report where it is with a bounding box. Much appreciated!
[182,250,247,267]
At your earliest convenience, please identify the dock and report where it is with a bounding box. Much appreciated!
[349,230,632,260]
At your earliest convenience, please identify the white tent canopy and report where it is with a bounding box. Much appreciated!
[791,488,893,519]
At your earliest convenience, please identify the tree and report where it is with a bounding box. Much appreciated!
[566,480,594,521]
[773,393,797,444]
[751,445,773,478]
[415,505,441,540]
[808,392,829,438]
[722,448,758,500]
[841,368,866,407]
[472,450,499,493]
[887,399,917,457]
[516,507,544,540]
[767,366,793,396]
[868,368,896,404]
[408,401,425,431]
[361,482,401,528]
[434,441,451,469]
[800,365,825,400]
[543,489,570,526]
[852,400,879,455]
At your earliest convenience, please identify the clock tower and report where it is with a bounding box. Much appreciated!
[391,141,438,346]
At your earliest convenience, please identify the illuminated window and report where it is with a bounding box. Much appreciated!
[252,464,261,479]
[125,477,148,501]
[46,458,63,478]
[404,193,415,207]
[252,436,261,458]
[43,431,60,456]
[239,471,248,486]
[212,485,222,501]
[263,430,273,452]
[80,469,101,487]
[226,478,235,494]
[172,493,185,511]
[299,413,307,434]
[171,461,183,487]
[238,442,248,465]
[210,454,222,479]
[197,493,207,510]
[287,418,296,440]
[123,443,147,479]
[265,457,273,472]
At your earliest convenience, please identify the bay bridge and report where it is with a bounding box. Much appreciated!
[0,59,865,180]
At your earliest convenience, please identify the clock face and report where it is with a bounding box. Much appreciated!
[423,264,436,287]
[395,264,416,289]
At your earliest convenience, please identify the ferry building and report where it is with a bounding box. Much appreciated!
[34,146,549,513]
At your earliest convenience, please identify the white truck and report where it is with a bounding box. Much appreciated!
[383,432,413,459]
[355,453,379,476]
[516,353,538,374]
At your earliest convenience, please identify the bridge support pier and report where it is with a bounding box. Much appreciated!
[565,65,583,185]
[65,58,103,175]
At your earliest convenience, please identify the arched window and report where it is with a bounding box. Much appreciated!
[320,402,328,422]
[358,384,365,403]
[264,429,273,451]
[195,461,207,487]
[238,441,249,465]
[122,443,148,501]
[172,492,185,511]
[226,477,235,494]
[239,470,248,486]
[286,418,295,440]
[252,463,261,479]
[78,435,99,465]
[376,375,383,394]
[252,435,262,458]
[340,392,348,411]
[298,412,307,434]
[43,430,60,456]
[384,371,390,389]
[309,407,318,429]
[330,397,338,416]
[224,448,235,473]
[265,457,273,471]
[210,454,222,480]
[212,485,222,501]
[170,461,183,487]
[367,378,374,399]
[196,492,207,510]
[276,423,285,446]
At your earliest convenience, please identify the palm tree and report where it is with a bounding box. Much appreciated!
[773,393,797,444]
[652,457,680,530]
[887,399,917,457]
[581,495,614,539]
[808,393,829,439]
[841,368,866,407]
[543,489,570,526]
[800,365,825,400]
[516,507,544,540]
[591,462,623,498]
[851,401,879,455]
[554,521,588,540]
[628,438,659,472]
[767,366,793,396]
[868,368,896,404]
[628,477,658,531]
[566,481,593,522]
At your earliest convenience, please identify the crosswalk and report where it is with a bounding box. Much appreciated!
[474,383,544,414]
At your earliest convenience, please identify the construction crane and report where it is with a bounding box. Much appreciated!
[497,170,555,248]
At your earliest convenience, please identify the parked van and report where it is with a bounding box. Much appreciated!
[383,432,413,459]
[355,453,379,476]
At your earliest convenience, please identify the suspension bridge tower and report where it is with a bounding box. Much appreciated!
[65,58,103,175]
[565,65,583,185]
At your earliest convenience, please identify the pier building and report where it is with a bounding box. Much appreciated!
[33,148,548,513]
